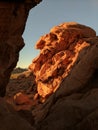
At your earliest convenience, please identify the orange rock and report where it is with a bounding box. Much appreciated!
[29,22,96,98]
[14,92,30,105]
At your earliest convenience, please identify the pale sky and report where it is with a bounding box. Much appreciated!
[17,0,98,68]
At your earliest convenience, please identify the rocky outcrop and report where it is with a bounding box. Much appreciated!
[29,22,96,98]
[4,22,98,130]
[6,71,38,111]
[0,97,35,130]
[6,71,36,97]
[1,1,98,129]
[0,1,42,129]
[0,0,41,97]
[28,22,98,130]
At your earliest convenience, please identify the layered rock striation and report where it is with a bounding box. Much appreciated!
[29,22,96,98]
[0,0,41,97]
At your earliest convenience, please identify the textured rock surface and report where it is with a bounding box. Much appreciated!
[6,71,38,111]
[0,98,35,130]
[6,71,36,97]
[4,22,98,130]
[29,22,96,98]
[29,22,98,130]
[0,0,41,97]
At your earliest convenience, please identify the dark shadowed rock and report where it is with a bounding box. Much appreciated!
[0,98,35,130]
[6,71,38,111]
[0,0,42,97]
[6,71,36,97]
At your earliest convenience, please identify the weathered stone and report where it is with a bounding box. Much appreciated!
[14,92,31,105]
[4,21,98,130]
[6,71,37,111]
[0,0,41,96]
[29,23,98,130]
[29,22,96,98]
[0,98,35,130]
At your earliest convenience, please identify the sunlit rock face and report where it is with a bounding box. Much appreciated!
[29,22,96,98]
[0,0,41,97]
[30,23,98,130]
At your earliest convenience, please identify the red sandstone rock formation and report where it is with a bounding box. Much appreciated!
[30,22,98,130]
[0,0,41,97]
[29,22,96,98]
[5,22,98,130]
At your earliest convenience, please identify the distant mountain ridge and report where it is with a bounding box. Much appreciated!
[12,67,28,74]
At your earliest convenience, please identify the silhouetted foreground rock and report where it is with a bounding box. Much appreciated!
[28,22,98,130]
[0,0,41,97]
[0,98,35,130]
